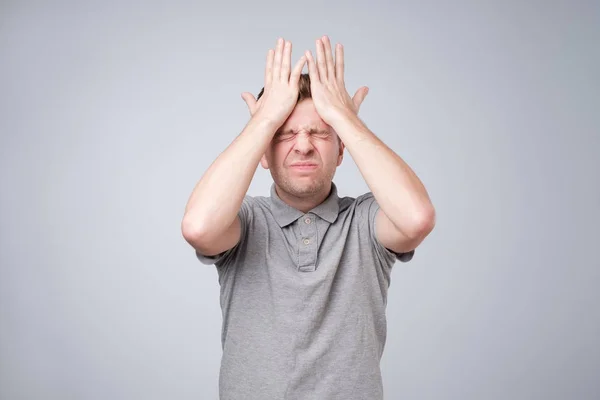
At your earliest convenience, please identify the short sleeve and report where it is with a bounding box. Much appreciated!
[357,193,415,264]
[195,195,253,267]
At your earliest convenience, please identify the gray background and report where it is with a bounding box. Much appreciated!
[1,1,599,399]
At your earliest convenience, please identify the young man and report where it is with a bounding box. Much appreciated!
[181,35,435,400]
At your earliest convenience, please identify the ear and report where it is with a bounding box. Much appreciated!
[260,153,269,169]
[336,136,345,166]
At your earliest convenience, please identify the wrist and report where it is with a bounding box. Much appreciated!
[328,108,361,132]
[249,112,283,134]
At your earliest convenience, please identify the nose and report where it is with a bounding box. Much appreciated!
[293,132,314,155]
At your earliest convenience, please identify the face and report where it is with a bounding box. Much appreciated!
[260,99,344,198]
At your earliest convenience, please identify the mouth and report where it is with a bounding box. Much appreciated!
[290,163,318,171]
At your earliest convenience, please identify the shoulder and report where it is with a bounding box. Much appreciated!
[234,193,272,219]
[337,191,378,219]
[331,191,379,229]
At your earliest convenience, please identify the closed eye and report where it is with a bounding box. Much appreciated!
[275,129,331,141]
[301,128,329,139]
[275,132,295,141]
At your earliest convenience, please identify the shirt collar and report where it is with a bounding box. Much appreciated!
[269,181,340,227]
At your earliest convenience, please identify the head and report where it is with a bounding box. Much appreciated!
[258,74,344,200]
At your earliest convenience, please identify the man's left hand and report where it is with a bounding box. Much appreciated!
[305,36,369,127]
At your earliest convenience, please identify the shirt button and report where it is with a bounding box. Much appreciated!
[304,218,311,224]
[303,238,310,245]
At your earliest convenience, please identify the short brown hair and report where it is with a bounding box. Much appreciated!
[257,73,311,102]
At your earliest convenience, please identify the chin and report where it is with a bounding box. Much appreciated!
[280,177,325,197]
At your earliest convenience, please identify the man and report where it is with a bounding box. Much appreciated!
[181,35,435,400]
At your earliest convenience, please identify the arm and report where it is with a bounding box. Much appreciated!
[181,38,307,255]
[181,116,278,256]
[305,36,435,253]
[330,114,435,253]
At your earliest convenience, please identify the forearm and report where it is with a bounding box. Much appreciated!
[332,113,435,237]
[182,116,277,238]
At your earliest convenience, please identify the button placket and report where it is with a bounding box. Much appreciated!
[298,213,317,271]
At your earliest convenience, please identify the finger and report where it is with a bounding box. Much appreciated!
[352,86,369,111]
[335,43,344,86]
[241,92,257,114]
[290,55,307,85]
[315,38,328,81]
[265,48,274,86]
[322,36,335,81]
[305,50,320,83]
[272,37,284,81]
[281,40,292,81]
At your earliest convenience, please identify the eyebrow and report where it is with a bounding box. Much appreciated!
[276,128,330,135]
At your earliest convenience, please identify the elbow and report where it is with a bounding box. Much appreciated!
[181,213,209,244]
[407,205,436,240]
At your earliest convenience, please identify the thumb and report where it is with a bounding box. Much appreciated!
[241,92,257,115]
[352,86,369,112]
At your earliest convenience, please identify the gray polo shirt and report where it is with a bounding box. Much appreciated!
[196,181,414,400]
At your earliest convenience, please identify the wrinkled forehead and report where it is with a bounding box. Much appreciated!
[278,100,331,134]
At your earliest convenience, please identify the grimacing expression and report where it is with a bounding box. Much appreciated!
[260,99,344,198]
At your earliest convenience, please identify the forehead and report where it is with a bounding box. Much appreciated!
[279,99,330,133]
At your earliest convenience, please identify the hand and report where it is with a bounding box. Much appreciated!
[305,36,369,126]
[241,38,307,128]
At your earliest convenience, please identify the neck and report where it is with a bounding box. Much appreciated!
[275,183,331,213]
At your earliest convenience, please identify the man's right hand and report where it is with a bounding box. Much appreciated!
[241,38,307,128]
